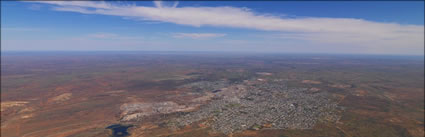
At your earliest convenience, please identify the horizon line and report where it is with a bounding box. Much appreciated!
[2,50,424,57]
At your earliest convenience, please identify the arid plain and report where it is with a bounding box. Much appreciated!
[1,52,424,137]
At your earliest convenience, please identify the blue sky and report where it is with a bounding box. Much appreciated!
[1,1,424,55]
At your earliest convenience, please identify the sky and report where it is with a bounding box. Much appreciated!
[1,1,424,55]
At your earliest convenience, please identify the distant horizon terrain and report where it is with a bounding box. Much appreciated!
[2,50,424,57]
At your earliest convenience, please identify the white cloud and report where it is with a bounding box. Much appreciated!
[30,1,424,54]
[173,33,226,39]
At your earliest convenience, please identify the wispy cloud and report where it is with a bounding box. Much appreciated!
[154,1,179,8]
[28,4,42,10]
[29,1,424,54]
[88,33,118,39]
[1,27,44,31]
[173,33,226,39]
[87,32,143,40]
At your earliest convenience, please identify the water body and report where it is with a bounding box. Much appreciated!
[106,124,133,137]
